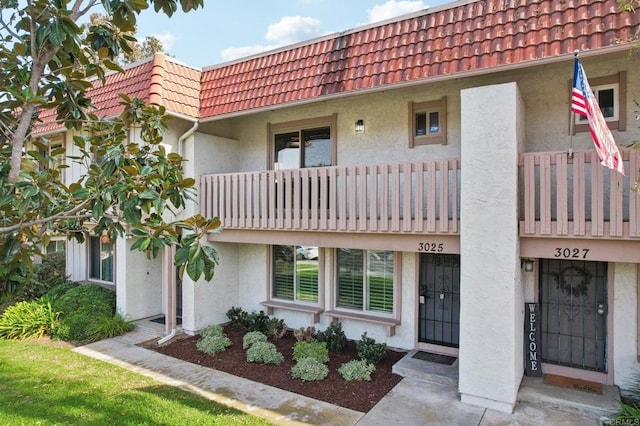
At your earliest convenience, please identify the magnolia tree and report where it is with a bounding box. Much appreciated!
[0,0,220,293]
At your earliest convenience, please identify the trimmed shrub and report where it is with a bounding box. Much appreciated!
[83,313,133,343]
[292,340,329,364]
[196,333,232,355]
[291,357,329,382]
[44,280,79,302]
[51,284,115,317]
[338,360,376,381]
[293,326,315,342]
[52,308,94,341]
[356,332,388,364]
[246,310,270,333]
[226,306,249,329]
[266,317,287,339]
[200,324,225,339]
[246,341,284,364]
[317,322,346,352]
[0,298,59,340]
[243,331,267,349]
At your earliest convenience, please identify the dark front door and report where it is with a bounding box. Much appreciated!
[418,253,460,347]
[539,259,607,372]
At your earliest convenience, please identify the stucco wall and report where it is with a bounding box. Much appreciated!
[115,238,163,320]
[200,51,639,174]
[458,82,525,413]
[614,263,640,393]
[181,241,240,333]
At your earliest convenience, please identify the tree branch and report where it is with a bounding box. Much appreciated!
[0,199,93,234]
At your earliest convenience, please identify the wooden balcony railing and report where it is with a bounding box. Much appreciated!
[201,159,460,234]
[519,149,640,239]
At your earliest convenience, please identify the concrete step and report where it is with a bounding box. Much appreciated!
[518,376,621,420]
[392,349,459,387]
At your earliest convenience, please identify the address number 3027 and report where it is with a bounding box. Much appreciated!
[418,242,444,253]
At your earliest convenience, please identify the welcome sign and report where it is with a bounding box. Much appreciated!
[525,303,543,377]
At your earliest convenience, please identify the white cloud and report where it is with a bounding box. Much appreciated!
[265,16,322,45]
[151,33,178,51]
[220,15,322,62]
[367,1,427,23]
[220,45,279,62]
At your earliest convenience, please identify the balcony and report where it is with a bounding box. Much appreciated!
[200,149,639,242]
[201,159,460,235]
[519,149,640,239]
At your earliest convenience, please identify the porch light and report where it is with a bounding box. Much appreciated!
[521,258,535,272]
[355,119,365,133]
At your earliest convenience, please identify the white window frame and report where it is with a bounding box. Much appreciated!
[572,71,626,134]
[270,245,321,305]
[334,248,399,317]
[88,236,114,284]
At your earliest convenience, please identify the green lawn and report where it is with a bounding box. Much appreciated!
[0,339,273,425]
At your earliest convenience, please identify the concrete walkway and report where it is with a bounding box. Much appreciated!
[74,327,608,425]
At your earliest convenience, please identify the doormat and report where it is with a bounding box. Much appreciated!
[543,374,603,395]
[149,316,182,326]
[412,351,457,365]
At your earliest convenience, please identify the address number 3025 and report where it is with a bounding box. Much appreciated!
[418,242,444,253]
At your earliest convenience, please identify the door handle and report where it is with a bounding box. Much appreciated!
[597,303,606,316]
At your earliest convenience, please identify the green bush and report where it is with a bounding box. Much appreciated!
[266,317,287,339]
[51,284,115,317]
[616,402,640,422]
[200,324,225,339]
[35,252,69,294]
[246,310,270,333]
[196,333,232,355]
[243,331,268,349]
[292,340,329,364]
[290,357,329,382]
[226,306,249,329]
[317,322,346,352]
[246,341,284,364]
[338,360,376,381]
[43,280,79,302]
[52,308,94,341]
[0,298,60,340]
[356,332,387,364]
[83,313,133,343]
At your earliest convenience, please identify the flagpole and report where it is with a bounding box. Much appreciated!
[569,50,579,159]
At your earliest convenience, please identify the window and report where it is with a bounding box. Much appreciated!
[46,240,65,254]
[409,97,447,147]
[89,236,114,283]
[573,71,626,133]
[32,136,65,175]
[272,245,319,303]
[336,248,394,314]
[269,115,336,170]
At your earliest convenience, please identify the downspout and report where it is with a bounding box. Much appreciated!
[158,119,198,345]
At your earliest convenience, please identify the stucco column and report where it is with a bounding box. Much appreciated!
[459,82,525,413]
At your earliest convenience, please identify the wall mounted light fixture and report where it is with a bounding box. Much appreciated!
[355,119,365,133]
[521,258,535,272]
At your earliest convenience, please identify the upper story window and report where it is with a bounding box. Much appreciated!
[32,135,65,175]
[272,245,320,304]
[89,236,114,284]
[336,248,396,315]
[409,97,447,147]
[268,115,337,170]
[573,71,626,133]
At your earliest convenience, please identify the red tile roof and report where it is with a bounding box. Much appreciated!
[199,0,639,119]
[33,0,639,133]
[33,55,201,135]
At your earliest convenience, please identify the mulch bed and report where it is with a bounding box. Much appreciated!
[140,325,406,412]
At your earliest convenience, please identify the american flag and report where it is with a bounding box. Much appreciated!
[571,58,624,175]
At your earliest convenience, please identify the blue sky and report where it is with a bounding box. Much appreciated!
[135,0,450,68]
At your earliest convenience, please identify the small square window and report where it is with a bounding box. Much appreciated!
[572,72,626,134]
[409,97,447,147]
